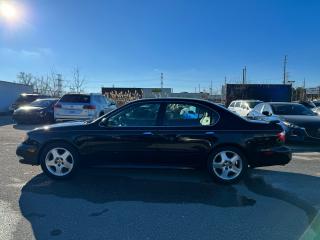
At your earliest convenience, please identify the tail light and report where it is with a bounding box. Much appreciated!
[83,105,96,110]
[54,103,62,108]
[277,131,286,143]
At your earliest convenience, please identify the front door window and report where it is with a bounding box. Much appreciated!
[107,103,161,127]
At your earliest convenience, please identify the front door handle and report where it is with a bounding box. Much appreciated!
[143,131,154,136]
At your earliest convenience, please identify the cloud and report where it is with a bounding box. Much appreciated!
[0,47,53,59]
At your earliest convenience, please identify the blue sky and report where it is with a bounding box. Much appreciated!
[0,0,320,93]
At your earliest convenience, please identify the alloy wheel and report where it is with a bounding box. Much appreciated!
[212,150,243,180]
[45,147,74,177]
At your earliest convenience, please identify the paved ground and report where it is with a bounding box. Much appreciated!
[0,116,320,240]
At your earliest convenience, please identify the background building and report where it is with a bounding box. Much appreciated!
[306,86,320,100]
[0,80,33,114]
[102,87,172,106]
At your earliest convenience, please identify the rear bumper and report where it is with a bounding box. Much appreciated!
[16,143,39,165]
[250,146,292,167]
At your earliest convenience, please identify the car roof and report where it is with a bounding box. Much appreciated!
[263,102,301,105]
[232,100,262,102]
[128,97,217,105]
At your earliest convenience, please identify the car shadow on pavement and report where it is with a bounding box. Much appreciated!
[18,168,320,239]
[0,115,13,126]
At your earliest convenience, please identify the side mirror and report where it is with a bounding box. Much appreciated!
[262,111,272,116]
[100,117,108,127]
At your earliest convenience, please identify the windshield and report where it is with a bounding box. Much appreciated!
[16,95,39,103]
[300,101,316,108]
[29,99,55,108]
[271,104,316,116]
[247,101,262,108]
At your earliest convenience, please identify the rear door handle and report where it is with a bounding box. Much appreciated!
[143,131,154,136]
[205,131,215,135]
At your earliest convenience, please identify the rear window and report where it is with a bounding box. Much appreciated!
[60,94,90,103]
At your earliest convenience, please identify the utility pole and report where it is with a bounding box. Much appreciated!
[242,66,247,84]
[283,55,287,84]
[57,74,63,97]
[160,73,164,89]
[198,84,201,93]
[210,80,213,95]
[303,78,306,100]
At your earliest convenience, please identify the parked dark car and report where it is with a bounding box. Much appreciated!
[314,101,320,107]
[296,100,320,115]
[9,93,50,112]
[16,98,291,184]
[13,98,59,124]
[247,102,320,144]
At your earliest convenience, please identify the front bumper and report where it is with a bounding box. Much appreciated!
[250,146,292,167]
[16,143,39,165]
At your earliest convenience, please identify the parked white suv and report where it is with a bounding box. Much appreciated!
[228,100,262,117]
[54,93,117,122]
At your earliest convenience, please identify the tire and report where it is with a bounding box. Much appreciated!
[208,146,248,184]
[40,142,79,180]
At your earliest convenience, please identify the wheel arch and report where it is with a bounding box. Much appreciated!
[211,143,250,164]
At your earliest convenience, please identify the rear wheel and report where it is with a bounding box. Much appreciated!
[40,142,79,179]
[208,146,247,184]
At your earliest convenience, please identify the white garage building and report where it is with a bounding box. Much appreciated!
[0,80,33,114]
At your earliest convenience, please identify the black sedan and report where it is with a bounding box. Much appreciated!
[248,102,320,144]
[16,98,291,184]
[13,98,58,124]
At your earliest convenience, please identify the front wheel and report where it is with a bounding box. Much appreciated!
[40,142,79,180]
[208,146,248,184]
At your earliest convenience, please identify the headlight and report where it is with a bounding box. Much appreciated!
[282,121,291,127]
[22,133,29,142]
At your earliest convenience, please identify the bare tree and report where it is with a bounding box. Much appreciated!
[70,67,85,93]
[16,72,34,85]
[16,71,65,97]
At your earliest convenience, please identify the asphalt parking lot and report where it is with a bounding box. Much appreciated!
[0,116,320,240]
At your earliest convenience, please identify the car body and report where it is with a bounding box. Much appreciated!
[247,102,320,144]
[296,101,320,115]
[13,98,58,124]
[17,98,291,184]
[228,100,263,117]
[313,101,320,108]
[54,93,117,122]
[9,93,50,112]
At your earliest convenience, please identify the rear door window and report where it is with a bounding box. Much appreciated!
[60,94,90,103]
[234,101,241,108]
[163,103,219,126]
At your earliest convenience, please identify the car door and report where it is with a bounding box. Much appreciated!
[155,102,220,168]
[85,102,163,166]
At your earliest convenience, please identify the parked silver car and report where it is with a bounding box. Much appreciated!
[54,93,116,122]
[228,100,262,117]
